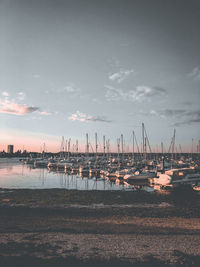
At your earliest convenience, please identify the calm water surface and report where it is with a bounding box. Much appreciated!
[0,158,127,190]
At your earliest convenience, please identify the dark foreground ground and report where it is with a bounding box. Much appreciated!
[0,187,200,266]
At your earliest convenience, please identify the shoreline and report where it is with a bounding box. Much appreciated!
[0,189,200,265]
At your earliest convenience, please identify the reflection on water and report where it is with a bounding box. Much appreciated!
[0,158,126,190]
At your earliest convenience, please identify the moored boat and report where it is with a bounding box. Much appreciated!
[152,168,200,187]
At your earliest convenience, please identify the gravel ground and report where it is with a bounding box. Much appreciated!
[0,189,200,266]
[1,232,200,263]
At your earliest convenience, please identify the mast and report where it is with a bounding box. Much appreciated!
[179,144,182,155]
[65,139,68,154]
[144,137,147,162]
[60,136,64,157]
[117,138,120,165]
[43,142,46,158]
[121,134,124,162]
[86,133,89,157]
[191,138,194,160]
[171,129,176,160]
[142,123,145,159]
[103,135,106,157]
[76,140,78,153]
[43,142,46,153]
[132,131,135,161]
[95,132,98,161]
[68,138,71,160]
[106,139,110,160]
[141,123,152,161]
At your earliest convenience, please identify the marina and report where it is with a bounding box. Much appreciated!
[1,149,200,191]
[1,124,200,191]
[12,127,199,191]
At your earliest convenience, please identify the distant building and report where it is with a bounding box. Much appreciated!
[7,145,14,154]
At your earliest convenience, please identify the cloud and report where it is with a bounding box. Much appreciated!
[63,84,79,93]
[17,92,25,100]
[149,109,187,118]
[105,85,167,102]
[172,110,200,126]
[109,69,135,83]
[39,111,51,116]
[68,111,111,123]
[0,99,39,115]
[188,67,200,81]
[144,108,200,127]
[0,95,50,116]
[51,83,80,96]
[1,91,9,97]
[132,86,167,101]
[105,85,124,101]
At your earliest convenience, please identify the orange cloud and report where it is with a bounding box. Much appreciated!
[0,99,38,115]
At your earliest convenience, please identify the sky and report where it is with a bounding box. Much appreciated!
[0,0,200,153]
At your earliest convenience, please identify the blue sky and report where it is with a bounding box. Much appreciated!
[0,0,200,152]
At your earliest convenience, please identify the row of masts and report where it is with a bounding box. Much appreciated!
[57,124,200,158]
[60,126,152,157]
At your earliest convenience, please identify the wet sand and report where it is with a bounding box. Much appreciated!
[0,188,200,266]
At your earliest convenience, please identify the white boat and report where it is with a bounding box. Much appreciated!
[151,173,172,186]
[152,168,200,186]
[123,171,156,185]
[115,168,134,179]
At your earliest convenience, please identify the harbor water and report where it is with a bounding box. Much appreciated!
[0,158,127,190]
